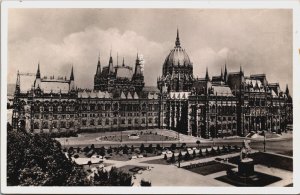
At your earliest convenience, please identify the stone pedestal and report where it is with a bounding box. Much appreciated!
[238,158,254,177]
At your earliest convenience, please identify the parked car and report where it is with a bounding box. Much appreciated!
[131,155,137,159]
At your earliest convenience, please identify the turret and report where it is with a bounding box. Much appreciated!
[134,53,143,76]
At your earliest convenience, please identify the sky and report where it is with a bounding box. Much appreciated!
[7,9,293,95]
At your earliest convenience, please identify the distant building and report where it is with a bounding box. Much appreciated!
[11,29,293,138]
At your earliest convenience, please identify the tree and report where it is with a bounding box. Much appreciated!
[217,146,221,154]
[227,144,232,152]
[99,146,106,157]
[222,145,227,153]
[131,145,134,153]
[170,153,175,163]
[90,144,95,150]
[164,154,168,160]
[7,128,90,186]
[93,167,132,186]
[170,143,176,151]
[107,146,113,154]
[205,148,209,156]
[123,145,129,155]
[140,144,145,153]
[156,144,162,151]
[198,148,203,157]
[140,179,151,186]
[211,147,216,155]
[147,144,153,153]
[87,161,92,167]
[83,146,90,153]
[192,150,196,159]
[68,146,74,155]
[184,151,191,161]
[234,145,239,151]
[196,140,201,148]
[178,151,183,161]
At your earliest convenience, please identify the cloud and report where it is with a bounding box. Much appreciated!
[7,9,293,96]
[8,26,171,89]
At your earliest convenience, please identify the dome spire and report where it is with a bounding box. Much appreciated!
[175,28,181,48]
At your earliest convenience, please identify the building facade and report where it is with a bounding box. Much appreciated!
[11,30,293,138]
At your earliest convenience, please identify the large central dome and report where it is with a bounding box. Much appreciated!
[163,29,193,73]
[158,29,194,92]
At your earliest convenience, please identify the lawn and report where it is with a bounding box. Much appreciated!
[117,165,147,175]
[142,158,170,165]
[215,171,281,187]
[97,132,177,142]
[183,161,235,176]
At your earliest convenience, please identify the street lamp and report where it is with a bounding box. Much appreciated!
[119,114,122,144]
[263,130,266,152]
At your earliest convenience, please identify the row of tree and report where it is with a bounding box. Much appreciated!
[164,145,240,163]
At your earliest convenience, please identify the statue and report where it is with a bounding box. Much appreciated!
[240,139,252,161]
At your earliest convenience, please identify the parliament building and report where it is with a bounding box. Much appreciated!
[11,30,293,138]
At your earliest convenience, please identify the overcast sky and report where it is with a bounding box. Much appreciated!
[8,9,292,95]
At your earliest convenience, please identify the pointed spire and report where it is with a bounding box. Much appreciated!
[15,70,20,93]
[240,65,243,75]
[220,67,223,79]
[108,49,114,73]
[205,67,210,81]
[285,84,290,96]
[224,62,228,82]
[70,65,74,81]
[175,28,181,48]
[122,57,125,67]
[96,53,101,75]
[117,52,119,66]
[36,62,41,79]
[135,53,138,74]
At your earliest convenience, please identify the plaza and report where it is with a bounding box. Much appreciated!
[63,129,293,186]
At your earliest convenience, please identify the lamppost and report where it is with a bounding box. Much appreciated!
[263,130,266,152]
[119,113,122,144]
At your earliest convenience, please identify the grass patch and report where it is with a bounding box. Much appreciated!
[183,161,235,176]
[215,171,281,186]
[117,165,147,175]
[142,158,170,165]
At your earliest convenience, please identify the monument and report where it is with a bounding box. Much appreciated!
[238,140,255,177]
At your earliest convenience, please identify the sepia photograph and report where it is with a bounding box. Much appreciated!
[1,0,299,194]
